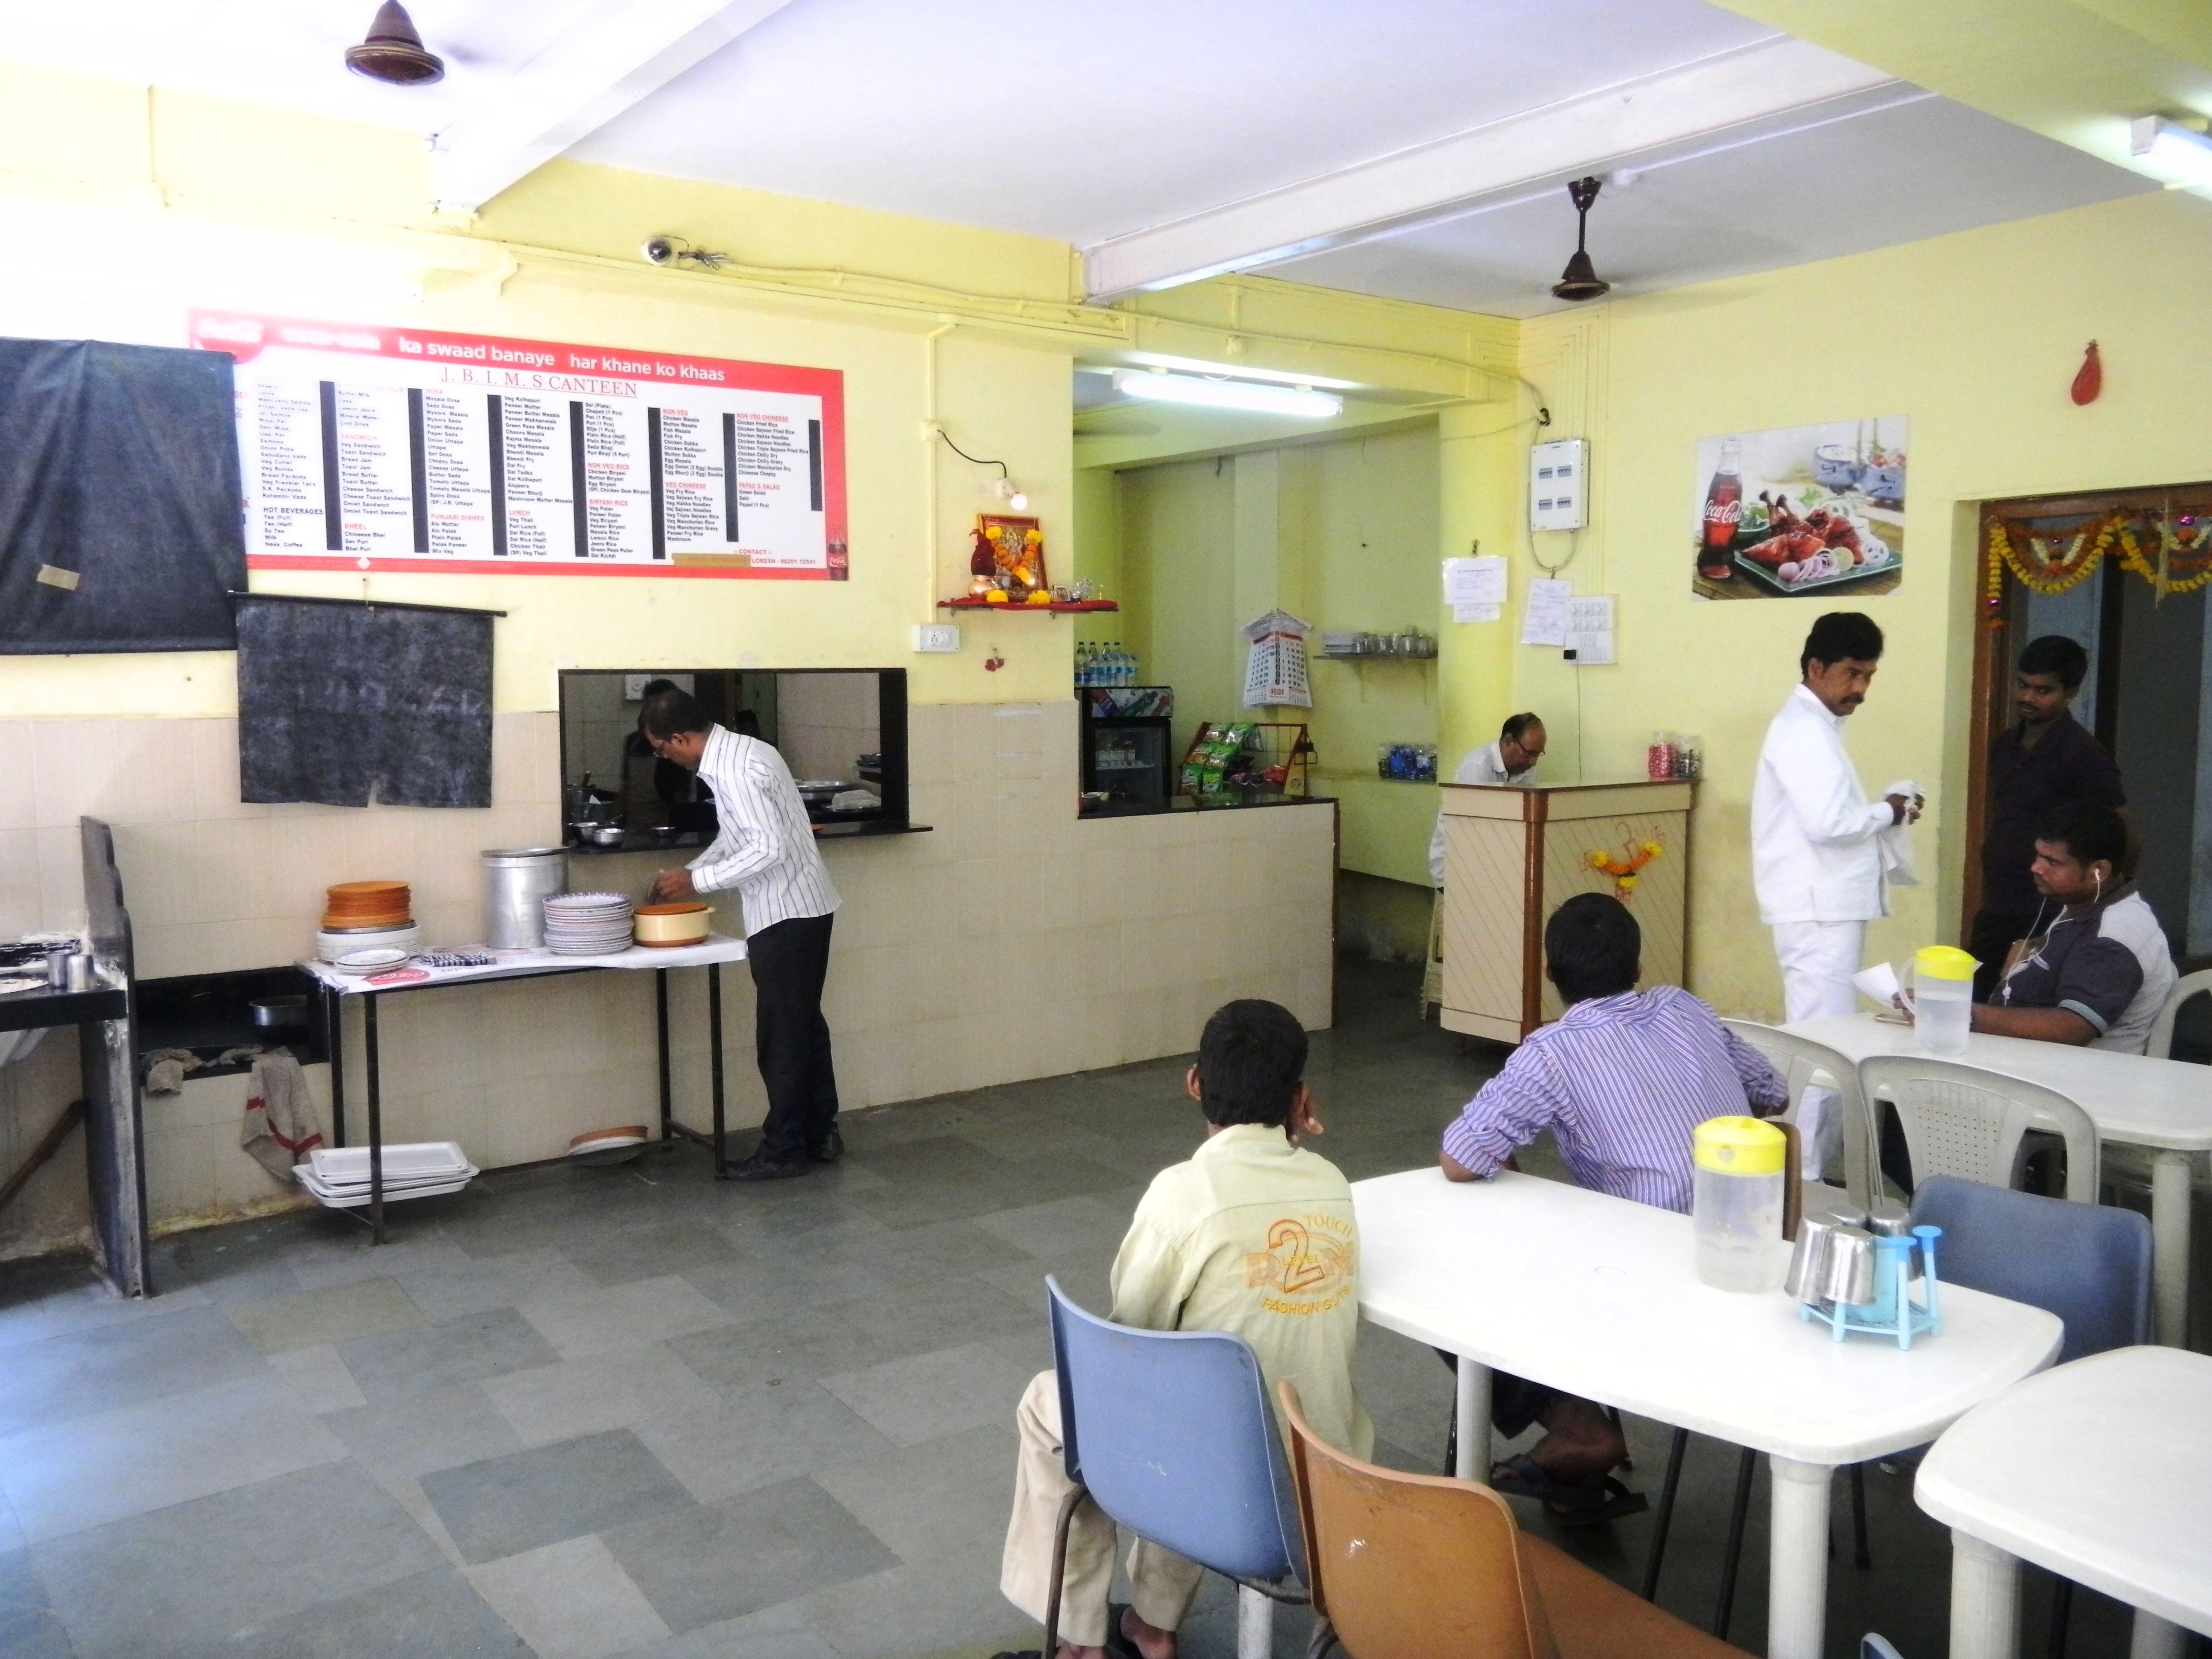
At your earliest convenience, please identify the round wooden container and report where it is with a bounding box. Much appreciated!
[632,902,712,948]
[323,880,412,932]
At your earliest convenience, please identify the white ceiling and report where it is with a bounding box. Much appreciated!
[0,0,2155,321]
[1267,96,2155,317]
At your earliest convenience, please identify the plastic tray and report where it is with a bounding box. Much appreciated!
[308,1142,473,1184]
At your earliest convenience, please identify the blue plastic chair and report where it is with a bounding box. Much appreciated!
[1909,1176,2153,1659]
[1909,1176,2152,1363]
[1044,1276,1308,1659]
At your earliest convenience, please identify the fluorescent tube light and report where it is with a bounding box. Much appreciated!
[1111,370,1343,418]
[2130,115,2212,187]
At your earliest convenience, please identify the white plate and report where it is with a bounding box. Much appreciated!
[331,947,414,976]
[318,924,421,961]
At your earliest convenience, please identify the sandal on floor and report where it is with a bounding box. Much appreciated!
[1490,1452,1650,1528]
[1104,1602,1150,1659]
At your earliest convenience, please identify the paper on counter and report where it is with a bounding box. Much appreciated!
[1521,578,1571,646]
[1852,961,1902,1008]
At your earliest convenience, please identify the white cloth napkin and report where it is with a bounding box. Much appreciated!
[1877,777,1922,887]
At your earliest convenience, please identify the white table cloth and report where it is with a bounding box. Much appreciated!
[1784,1012,2212,1345]
[1353,1166,2061,1659]
[1918,1346,2212,1659]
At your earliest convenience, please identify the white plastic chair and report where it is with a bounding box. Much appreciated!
[1857,1055,2100,1203]
[2144,967,2212,1060]
[1719,1019,1879,1208]
[2106,969,2211,1206]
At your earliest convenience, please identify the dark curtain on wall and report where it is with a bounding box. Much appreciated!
[235,595,495,809]
[0,338,245,653]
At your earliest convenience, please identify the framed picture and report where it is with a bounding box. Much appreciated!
[1692,417,1906,600]
[972,514,1046,594]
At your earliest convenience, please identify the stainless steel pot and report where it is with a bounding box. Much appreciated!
[250,995,309,1032]
[481,847,567,949]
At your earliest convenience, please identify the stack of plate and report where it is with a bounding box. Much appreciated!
[295,1142,477,1208]
[542,891,634,955]
[317,922,422,961]
[324,881,413,933]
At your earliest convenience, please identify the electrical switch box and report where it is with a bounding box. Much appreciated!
[912,624,962,654]
[1530,438,1588,531]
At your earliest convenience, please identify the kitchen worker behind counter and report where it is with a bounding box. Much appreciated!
[1752,611,1920,1180]
[1428,712,1546,886]
[641,688,843,1180]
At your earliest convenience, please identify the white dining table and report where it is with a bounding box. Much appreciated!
[1917,1346,2212,1659]
[1353,1166,2062,1659]
[1783,1012,2212,1346]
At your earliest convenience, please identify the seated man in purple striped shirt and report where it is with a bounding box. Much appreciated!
[1437,892,1787,1523]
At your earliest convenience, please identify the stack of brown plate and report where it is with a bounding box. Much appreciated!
[323,880,413,933]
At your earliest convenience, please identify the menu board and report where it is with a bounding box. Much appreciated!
[188,313,847,580]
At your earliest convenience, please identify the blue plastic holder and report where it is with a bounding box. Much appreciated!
[1799,1224,1944,1349]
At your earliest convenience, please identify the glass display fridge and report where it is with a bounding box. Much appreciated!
[1080,687,1175,811]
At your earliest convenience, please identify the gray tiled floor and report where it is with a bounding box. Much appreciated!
[0,962,2147,1658]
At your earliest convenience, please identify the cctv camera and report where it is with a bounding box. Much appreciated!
[642,236,676,266]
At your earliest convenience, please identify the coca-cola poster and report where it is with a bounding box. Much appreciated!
[1691,417,1906,601]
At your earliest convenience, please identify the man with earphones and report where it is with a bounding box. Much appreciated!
[1972,803,2174,1054]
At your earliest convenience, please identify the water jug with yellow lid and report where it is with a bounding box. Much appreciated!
[1693,1116,1789,1291]
[1911,945,1977,1055]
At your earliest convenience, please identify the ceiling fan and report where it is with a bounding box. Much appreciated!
[1551,176,1611,303]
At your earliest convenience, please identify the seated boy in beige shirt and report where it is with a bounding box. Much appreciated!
[996,999,1372,1659]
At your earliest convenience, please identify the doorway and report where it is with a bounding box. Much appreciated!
[1971,486,2212,966]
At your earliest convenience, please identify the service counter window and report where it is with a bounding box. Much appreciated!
[558,668,910,853]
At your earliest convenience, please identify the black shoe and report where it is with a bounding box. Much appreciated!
[810,1126,844,1164]
[722,1154,808,1182]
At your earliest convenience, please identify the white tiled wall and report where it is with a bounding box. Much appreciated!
[0,701,1336,1260]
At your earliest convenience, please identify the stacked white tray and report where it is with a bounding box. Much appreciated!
[543,891,634,955]
[295,1142,478,1208]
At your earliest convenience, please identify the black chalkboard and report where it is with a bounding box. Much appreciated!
[235,595,495,809]
[0,338,245,653]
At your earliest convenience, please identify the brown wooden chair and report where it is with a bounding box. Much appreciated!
[1279,1381,1754,1659]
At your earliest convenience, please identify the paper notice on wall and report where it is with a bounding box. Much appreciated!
[1242,608,1313,707]
[1565,595,1617,665]
[1453,602,1501,624]
[1443,555,1507,608]
[1521,578,1572,646]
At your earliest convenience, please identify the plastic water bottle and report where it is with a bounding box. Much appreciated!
[1075,644,1092,687]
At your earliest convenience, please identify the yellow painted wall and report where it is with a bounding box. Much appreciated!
[1455,189,2212,1018]
[1105,427,1442,883]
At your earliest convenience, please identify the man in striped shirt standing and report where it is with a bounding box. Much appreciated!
[643,689,844,1181]
[1436,892,1786,1522]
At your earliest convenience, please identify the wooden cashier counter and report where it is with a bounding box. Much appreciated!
[1435,774,1694,1041]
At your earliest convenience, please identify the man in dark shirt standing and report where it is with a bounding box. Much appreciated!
[1970,635,2125,997]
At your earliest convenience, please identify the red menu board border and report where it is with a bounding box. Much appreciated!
[191,312,848,582]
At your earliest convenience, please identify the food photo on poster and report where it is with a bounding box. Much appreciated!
[1692,416,1905,600]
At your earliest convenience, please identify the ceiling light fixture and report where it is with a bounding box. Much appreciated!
[345,2,445,85]
[1110,371,1342,418]
[2130,115,2212,188]
[1551,176,1610,303]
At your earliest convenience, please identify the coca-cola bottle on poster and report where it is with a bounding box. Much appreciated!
[1699,439,1742,581]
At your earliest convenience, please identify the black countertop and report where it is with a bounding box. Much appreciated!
[566,820,933,857]
[0,983,127,1035]
[1079,794,1336,822]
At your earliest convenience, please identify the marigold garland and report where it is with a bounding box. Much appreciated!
[1986,513,2116,595]
[1588,839,1662,902]
[2114,516,2212,595]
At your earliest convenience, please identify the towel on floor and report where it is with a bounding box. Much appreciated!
[242,1050,324,1180]
[142,1047,200,1096]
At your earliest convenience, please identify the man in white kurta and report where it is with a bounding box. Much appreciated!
[1428,712,1545,886]
[999,1001,1370,1659]
[1752,612,1917,1178]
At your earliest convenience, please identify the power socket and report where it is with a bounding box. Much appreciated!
[912,624,962,653]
